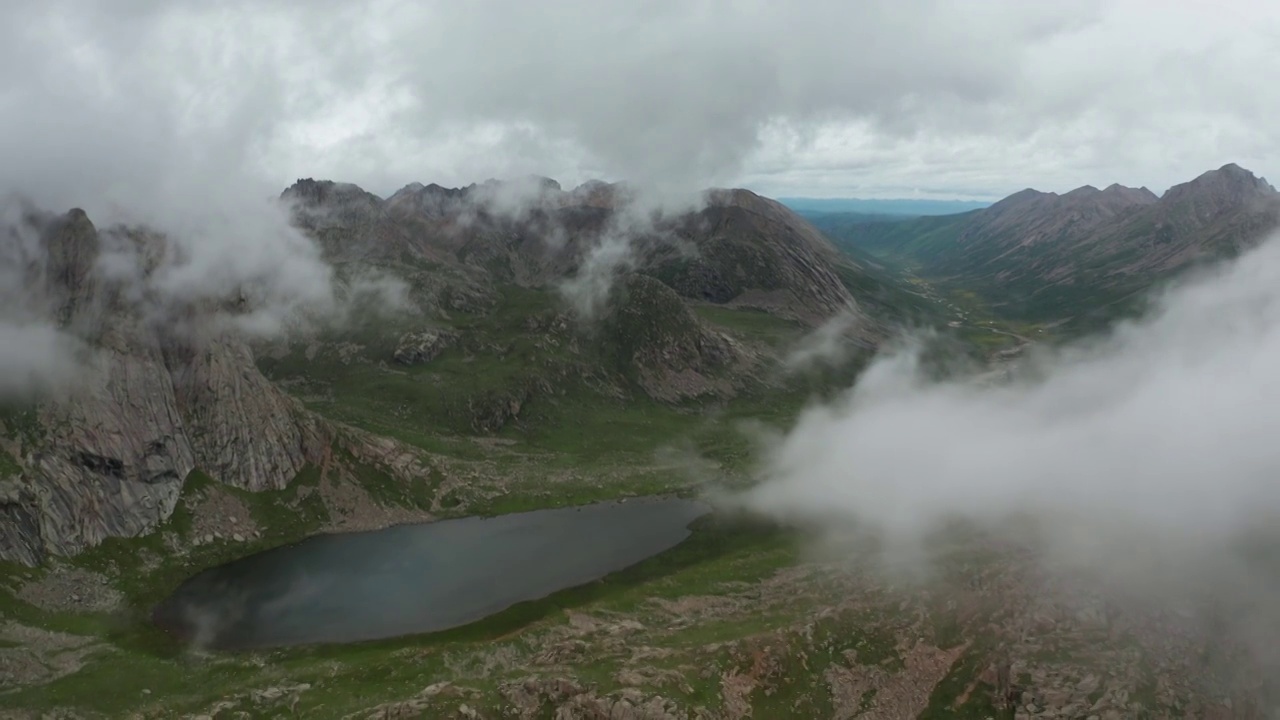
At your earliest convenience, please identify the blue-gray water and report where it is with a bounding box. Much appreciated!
[152,496,710,649]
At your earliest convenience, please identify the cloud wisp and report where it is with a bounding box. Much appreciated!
[734,231,1280,666]
[782,305,867,374]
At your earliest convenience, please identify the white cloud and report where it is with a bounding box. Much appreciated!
[783,306,865,373]
[736,231,1280,666]
[9,1,1273,203]
[0,322,92,400]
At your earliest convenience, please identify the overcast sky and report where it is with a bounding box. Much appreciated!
[2,0,1278,207]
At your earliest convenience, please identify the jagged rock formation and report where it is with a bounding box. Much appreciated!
[280,176,868,329]
[0,209,328,566]
[166,338,327,491]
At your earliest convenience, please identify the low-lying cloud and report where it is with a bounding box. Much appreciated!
[558,187,704,320]
[737,232,1280,666]
[782,305,866,374]
[747,232,1280,548]
[0,322,92,399]
[0,3,380,380]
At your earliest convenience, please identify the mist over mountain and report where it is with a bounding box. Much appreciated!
[6,154,1280,715]
[5,1,1280,717]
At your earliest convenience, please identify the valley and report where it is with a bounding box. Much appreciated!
[0,170,1276,719]
[806,164,1280,335]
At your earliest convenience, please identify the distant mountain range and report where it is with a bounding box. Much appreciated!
[777,197,992,217]
[809,164,1280,330]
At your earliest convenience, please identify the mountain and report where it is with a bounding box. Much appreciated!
[2,178,1273,718]
[822,164,1280,326]
[0,206,446,566]
[287,178,870,324]
[0,177,961,567]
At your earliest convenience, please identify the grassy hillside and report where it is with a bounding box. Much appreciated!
[810,168,1280,332]
[0,247,1062,719]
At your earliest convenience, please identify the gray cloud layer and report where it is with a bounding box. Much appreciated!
[6,1,1271,204]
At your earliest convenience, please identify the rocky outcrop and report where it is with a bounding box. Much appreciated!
[167,338,327,491]
[41,208,101,327]
[392,328,457,366]
[281,178,383,229]
[297,177,867,329]
[17,344,198,562]
[0,208,329,566]
[0,485,43,567]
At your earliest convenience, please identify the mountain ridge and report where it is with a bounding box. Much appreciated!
[0,175,925,566]
[814,163,1280,326]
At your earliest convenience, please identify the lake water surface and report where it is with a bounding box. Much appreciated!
[152,496,710,649]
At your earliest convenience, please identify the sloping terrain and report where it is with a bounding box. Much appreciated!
[816,164,1280,328]
[0,178,990,719]
[0,208,333,567]
[6,178,944,569]
[2,173,1272,718]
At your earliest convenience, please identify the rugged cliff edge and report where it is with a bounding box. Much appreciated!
[0,208,329,566]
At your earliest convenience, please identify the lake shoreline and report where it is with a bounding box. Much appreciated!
[152,495,713,651]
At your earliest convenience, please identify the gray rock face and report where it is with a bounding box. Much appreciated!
[0,484,42,567]
[167,338,326,492]
[22,344,197,561]
[41,208,101,327]
[0,208,328,566]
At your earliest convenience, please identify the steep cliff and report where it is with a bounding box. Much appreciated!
[0,208,328,566]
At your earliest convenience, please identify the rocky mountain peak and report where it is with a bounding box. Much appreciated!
[978,181,1159,237]
[566,180,629,209]
[704,187,776,212]
[1162,163,1276,207]
[1061,183,1158,215]
[40,208,102,327]
[487,175,561,193]
[281,178,380,207]
[282,179,384,230]
[1061,185,1100,198]
[986,188,1051,212]
[1101,183,1159,204]
[384,181,475,218]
